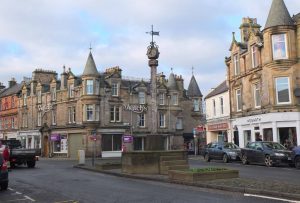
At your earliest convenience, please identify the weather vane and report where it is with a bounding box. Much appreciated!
[89,43,92,52]
[146,25,159,45]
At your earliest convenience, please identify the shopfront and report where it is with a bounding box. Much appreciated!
[231,112,300,148]
[18,130,41,149]
[206,122,231,144]
[50,134,68,157]
[101,133,122,157]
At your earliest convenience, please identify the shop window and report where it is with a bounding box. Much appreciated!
[52,134,68,153]
[278,127,297,150]
[244,130,251,146]
[102,134,122,151]
[272,34,288,60]
[275,77,291,104]
[263,128,273,141]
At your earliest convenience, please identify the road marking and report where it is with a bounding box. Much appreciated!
[16,191,22,195]
[54,200,78,203]
[8,188,14,191]
[24,195,36,202]
[244,193,300,202]
[7,199,29,202]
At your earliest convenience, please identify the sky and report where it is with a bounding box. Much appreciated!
[0,0,300,96]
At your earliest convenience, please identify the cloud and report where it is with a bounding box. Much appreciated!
[0,0,299,97]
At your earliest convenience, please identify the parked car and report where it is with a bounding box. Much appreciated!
[203,142,241,163]
[0,154,8,190]
[291,146,300,169]
[1,140,40,168]
[241,141,292,167]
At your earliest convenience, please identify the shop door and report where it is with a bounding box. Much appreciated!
[69,134,82,159]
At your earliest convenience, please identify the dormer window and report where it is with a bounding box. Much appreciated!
[111,83,118,96]
[51,87,56,101]
[86,80,94,95]
[159,93,165,105]
[69,84,74,98]
[272,34,288,60]
[37,90,42,103]
[138,92,145,104]
[233,54,240,75]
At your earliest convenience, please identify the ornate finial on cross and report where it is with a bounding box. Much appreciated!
[171,67,173,73]
[89,43,92,52]
[146,25,159,45]
[192,66,194,75]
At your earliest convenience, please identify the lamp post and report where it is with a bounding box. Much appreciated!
[193,128,197,156]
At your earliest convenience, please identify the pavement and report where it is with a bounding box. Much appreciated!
[73,156,300,201]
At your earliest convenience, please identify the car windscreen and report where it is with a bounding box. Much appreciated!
[263,142,286,150]
[223,143,239,149]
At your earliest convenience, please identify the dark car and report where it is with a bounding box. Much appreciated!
[203,142,241,163]
[0,154,8,190]
[291,146,300,169]
[241,141,292,167]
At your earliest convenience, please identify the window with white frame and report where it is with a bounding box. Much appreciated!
[220,97,224,115]
[234,54,240,75]
[254,83,261,108]
[11,117,15,129]
[110,105,120,122]
[171,93,178,105]
[68,107,76,124]
[236,89,242,111]
[111,83,118,96]
[138,92,146,104]
[159,112,165,128]
[51,110,56,125]
[159,93,165,105]
[275,77,291,104]
[51,87,56,101]
[86,104,94,121]
[37,90,41,103]
[176,118,183,130]
[138,113,145,127]
[95,79,100,95]
[86,80,94,95]
[193,98,200,112]
[251,45,259,68]
[37,111,42,126]
[272,34,288,60]
[213,99,216,116]
[69,84,74,98]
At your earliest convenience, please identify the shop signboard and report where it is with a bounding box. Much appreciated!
[51,134,61,141]
[123,135,133,143]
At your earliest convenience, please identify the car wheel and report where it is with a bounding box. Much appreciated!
[1,181,8,190]
[204,153,210,162]
[242,154,248,165]
[265,155,273,167]
[223,154,229,163]
[295,157,300,169]
[27,161,36,168]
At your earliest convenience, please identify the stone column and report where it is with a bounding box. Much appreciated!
[149,59,158,134]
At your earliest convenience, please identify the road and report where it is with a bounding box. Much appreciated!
[189,156,300,185]
[0,159,297,203]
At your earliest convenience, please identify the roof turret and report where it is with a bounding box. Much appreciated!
[82,52,99,76]
[265,0,294,29]
[167,73,178,91]
[187,75,202,97]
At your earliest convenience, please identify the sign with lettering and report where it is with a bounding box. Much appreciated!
[246,117,261,124]
[207,123,228,131]
[38,104,53,112]
[123,104,148,113]
[123,135,133,143]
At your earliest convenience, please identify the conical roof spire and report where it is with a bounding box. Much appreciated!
[82,51,99,76]
[265,0,294,29]
[187,75,202,97]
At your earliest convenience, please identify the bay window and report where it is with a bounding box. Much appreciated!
[272,34,288,60]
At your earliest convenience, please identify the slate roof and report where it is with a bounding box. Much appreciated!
[205,81,228,100]
[82,52,100,76]
[265,0,294,29]
[187,75,202,97]
[0,83,22,97]
[167,73,178,91]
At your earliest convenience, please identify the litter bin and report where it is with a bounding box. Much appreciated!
[78,150,85,165]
